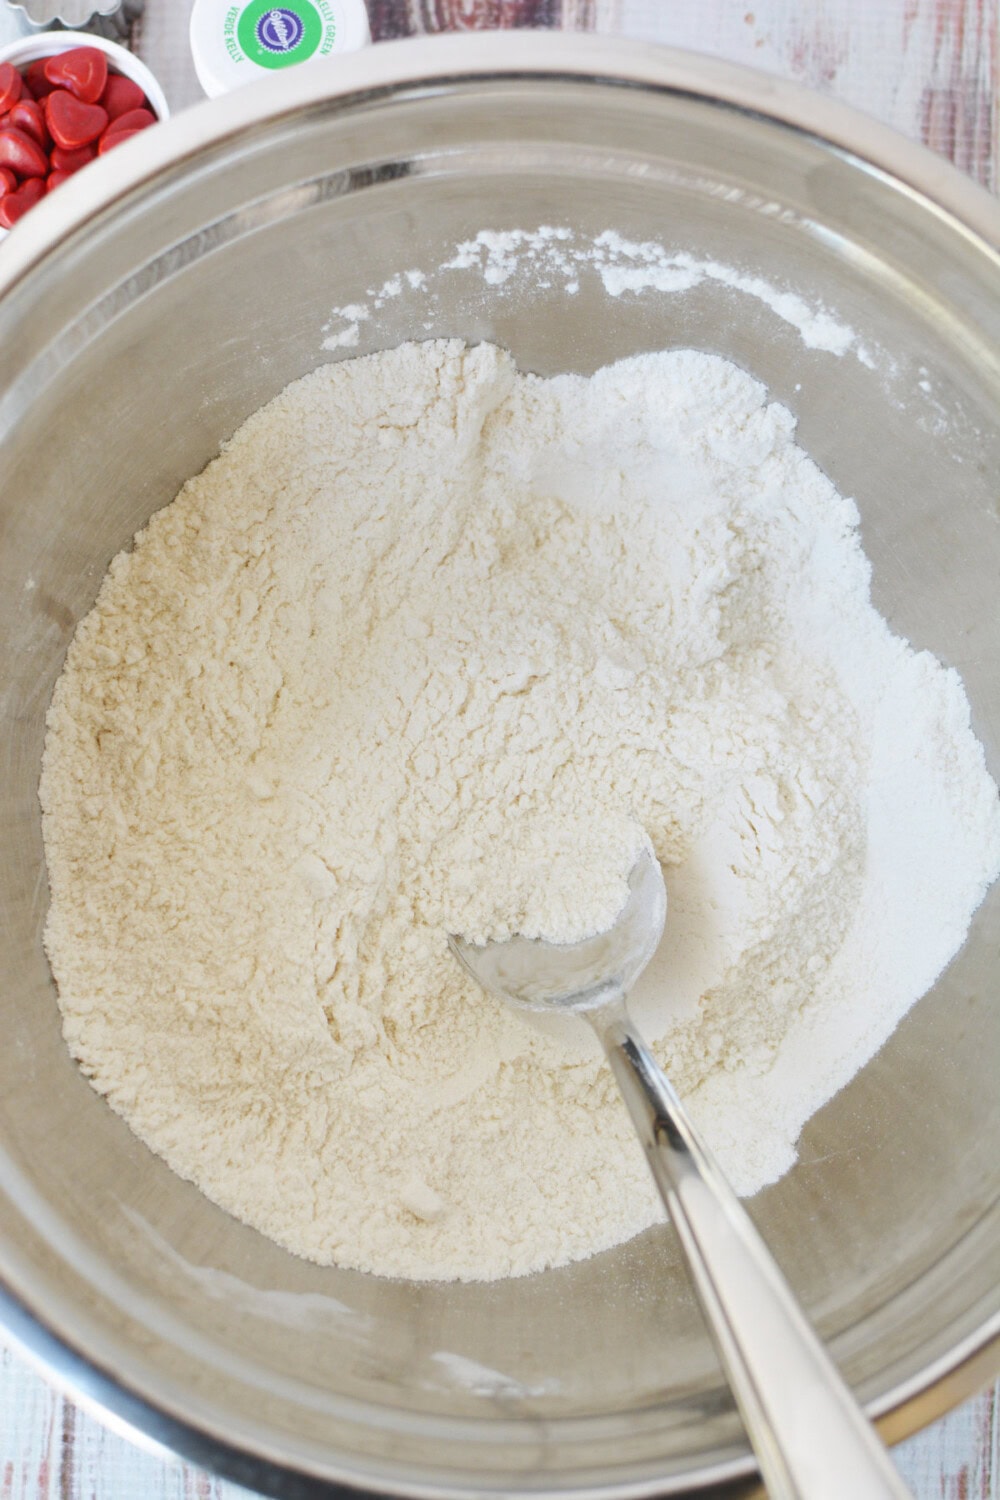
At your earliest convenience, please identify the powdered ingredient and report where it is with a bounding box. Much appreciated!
[325,228,869,364]
[40,341,1000,1281]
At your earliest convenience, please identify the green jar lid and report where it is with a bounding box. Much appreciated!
[190,0,371,98]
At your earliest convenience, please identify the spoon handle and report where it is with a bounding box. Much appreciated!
[591,996,911,1500]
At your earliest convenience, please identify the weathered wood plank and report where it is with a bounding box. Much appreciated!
[368,0,561,37]
[894,1383,999,1498]
[582,0,998,188]
[1,1337,254,1499]
[0,1341,63,1500]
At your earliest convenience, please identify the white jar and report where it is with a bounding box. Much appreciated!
[189,0,371,100]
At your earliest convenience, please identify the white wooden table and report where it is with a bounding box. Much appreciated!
[1,1,997,1495]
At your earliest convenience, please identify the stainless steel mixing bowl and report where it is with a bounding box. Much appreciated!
[1,33,998,1499]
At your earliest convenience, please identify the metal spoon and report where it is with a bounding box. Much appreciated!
[449,848,911,1500]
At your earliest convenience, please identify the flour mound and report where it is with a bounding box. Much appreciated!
[40,341,1000,1281]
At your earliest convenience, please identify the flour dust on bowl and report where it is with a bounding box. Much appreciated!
[1,33,999,1500]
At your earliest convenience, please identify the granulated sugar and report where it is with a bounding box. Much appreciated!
[40,340,1000,1281]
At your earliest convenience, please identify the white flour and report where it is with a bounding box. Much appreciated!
[447,230,859,354]
[41,340,1000,1282]
[324,227,869,363]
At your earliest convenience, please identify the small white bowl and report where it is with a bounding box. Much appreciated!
[0,30,169,239]
[0,30,169,119]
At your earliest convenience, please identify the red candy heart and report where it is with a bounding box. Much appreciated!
[7,99,48,149]
[25,60,57,100]
[0,125,48,178]
[0,62,21,115]
[98,126,145,155]
[45,90,107,150]
[44,47,107,106]
[50,143,94,174]
[46,169,69,193]
[0,165,15,196]
[103,106,155,138]
[101,74,145,120]
[0,174,45,229]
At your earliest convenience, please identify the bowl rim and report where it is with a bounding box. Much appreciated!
[0,29,997,290]
[0,29,997,1498]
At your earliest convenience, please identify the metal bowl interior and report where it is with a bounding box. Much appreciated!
[0,34,998,1500]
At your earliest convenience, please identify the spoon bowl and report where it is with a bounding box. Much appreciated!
[449,847,666,1013]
